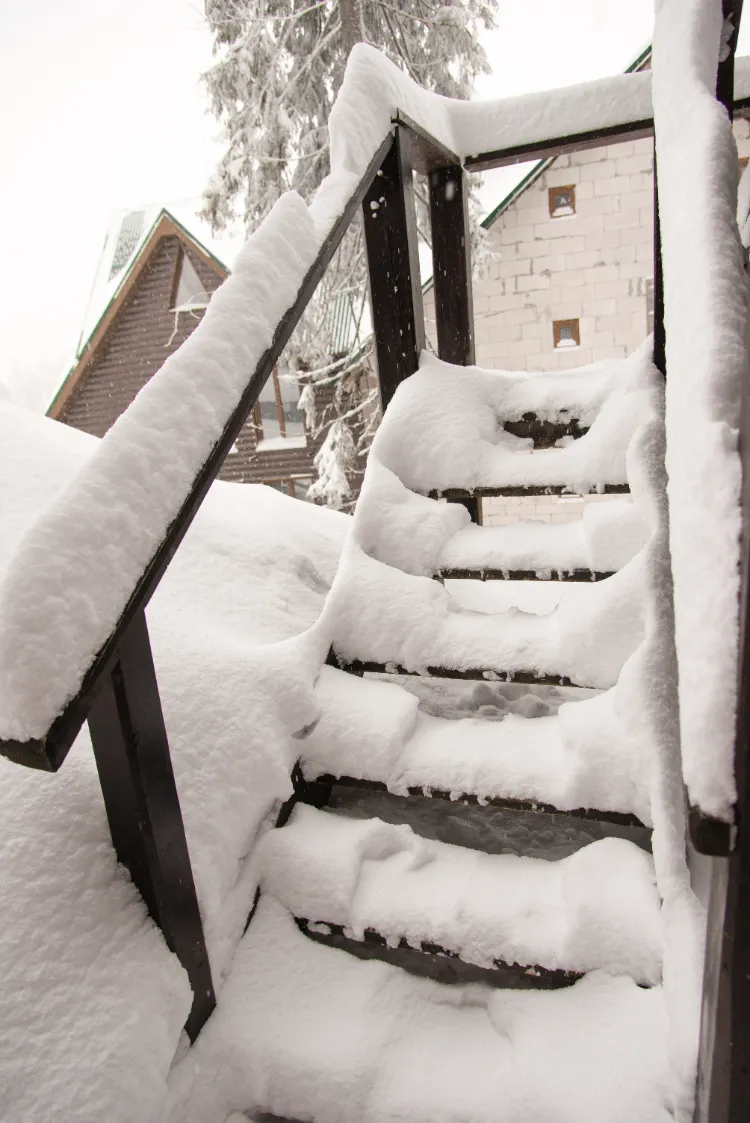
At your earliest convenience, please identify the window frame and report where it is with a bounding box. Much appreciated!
[548,184,576,218]
[553,318,581,349]
[262,476,313,499]
[253,367,306,443]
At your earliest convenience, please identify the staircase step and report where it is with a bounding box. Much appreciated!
[427,483,630,500]
[303,669,651,832]
[295,916,582,989]
[437,566,615,581]
[434,504,645,580]
[330,551,640,693]
[324,782,650,861]
[298,772,648,832]
[257,805,663,986]
[329,654,580,688]
[194,897,672,1123]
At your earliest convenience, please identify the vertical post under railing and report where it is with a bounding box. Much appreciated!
[363,126,425,411]
[429,161,480,522]
[693,2,747,1119]
[429,164,475,368]
[652,160,666,377]
[87,610,215,1041]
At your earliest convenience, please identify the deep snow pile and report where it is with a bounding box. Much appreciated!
[0,401,348,1123]
[653,0,747,821]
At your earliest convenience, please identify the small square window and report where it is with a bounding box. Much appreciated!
[548,185,576,218]
[553,319,580,349]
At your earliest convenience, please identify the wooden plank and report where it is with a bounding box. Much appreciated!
[693,4,750,1119]
[652,165,666,377]
[463,86,750,178]
[295,916,583,989]
[392,111,461,175]
[363,127,425,410]
[427,483,629,500]
[87,611,214,1041]
[299,772,649,832]
[464,118,655,174]
[328,652,585,689]
[0,131,396,772]
[437,567,615,582]
[429,163,475,366]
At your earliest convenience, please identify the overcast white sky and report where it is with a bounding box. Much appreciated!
[0,0,745,409]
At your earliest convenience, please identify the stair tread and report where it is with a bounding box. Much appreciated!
[186,897,672,1123]
[258,805,663,983]
[302,672,651,827]
[438,566,616,581]
[436,510,642,579]
[428,482,630,498]
[295,916,583,989]
[372,351,647,499]
[330,548,640,692]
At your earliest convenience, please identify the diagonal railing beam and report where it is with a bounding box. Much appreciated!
[0,131,396,774]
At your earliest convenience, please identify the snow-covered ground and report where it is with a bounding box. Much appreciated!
[0,399,348,1123]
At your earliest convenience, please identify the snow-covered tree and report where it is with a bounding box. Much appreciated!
[202,0,497,508]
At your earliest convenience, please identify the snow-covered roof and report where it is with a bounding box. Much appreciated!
[45,201,246,417]
[75,200,244,361]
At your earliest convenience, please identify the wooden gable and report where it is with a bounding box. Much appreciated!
[49,215,226,433]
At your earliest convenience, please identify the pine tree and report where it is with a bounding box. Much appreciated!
[202,0,496,508]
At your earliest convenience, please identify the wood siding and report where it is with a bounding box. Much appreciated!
[57,232,347,494]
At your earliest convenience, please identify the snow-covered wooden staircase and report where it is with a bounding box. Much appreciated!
[208,346,676,1122]
[2,6,750,1120]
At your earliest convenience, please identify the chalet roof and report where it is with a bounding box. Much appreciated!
[47,205,241,419]
[74,201,243,362]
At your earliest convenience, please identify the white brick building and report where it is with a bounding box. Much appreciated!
[423,115,750,526]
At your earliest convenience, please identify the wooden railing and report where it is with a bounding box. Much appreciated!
[2,46,750,1119]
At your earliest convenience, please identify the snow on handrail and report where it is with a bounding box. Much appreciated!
[653,0,746,825]
[329,44,750,179]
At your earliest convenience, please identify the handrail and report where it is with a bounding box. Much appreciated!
[0,131,393,773]
[0,108,466,1041]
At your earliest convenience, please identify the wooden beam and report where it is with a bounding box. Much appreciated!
[464,118,654,174]
[693,5,749,1121]
[363,127,425,410]
[87,611,215,1040]
[429,163,475,366]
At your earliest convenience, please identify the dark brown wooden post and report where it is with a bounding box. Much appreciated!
[652,162,666,377]
[429,164,475,367]
[363,126,425,411]
[87,610,215,1041]
[692,3,748,1119]
[429,161,479,521]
